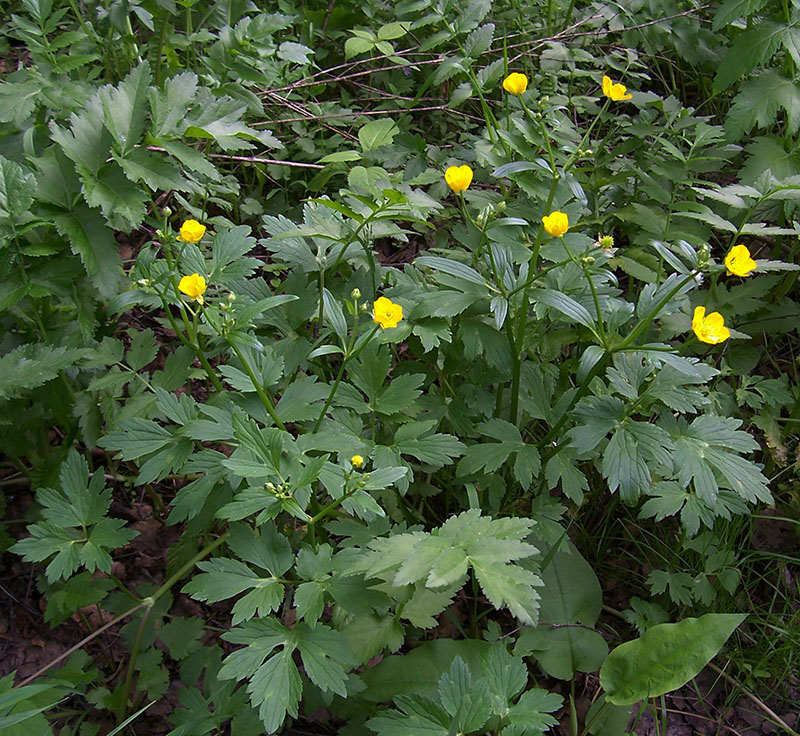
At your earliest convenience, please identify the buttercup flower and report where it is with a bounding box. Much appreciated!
[692,306,730,345]
[179,219,206,243]
[373,296,403,329]
[503,72,528,96]
[725,244,757,277]
[602,75,632,101]
[351,455,364,468]
[179,273,207,301]
[444,165,473,193]
[541,211,569,238]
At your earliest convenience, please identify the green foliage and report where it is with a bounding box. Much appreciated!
[1,0,794,733]
[367,651,562,736]
[354,509,542,625]
[11,451,137,582]
[600,614,747,705]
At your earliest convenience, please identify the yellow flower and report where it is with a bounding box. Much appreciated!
[692,306,730,345]
[602,75,632,101]
[373,296,403,329]
[179,219,206,243]
[724,244,757,277]
[444,165,473,194]
[351,455,364,468]
[541,211,569,238]
[178,273,207,301]
[503,72,528,95]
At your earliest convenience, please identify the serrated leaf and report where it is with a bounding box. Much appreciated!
[714,21,785,91]
[278,41,314,64]
[464,22,494,58]
[712,0,769,31]
[98,61,151,154]
[0,344,87,400]
[725,70,800,139]
[0,155,36,220]
[51,205,123,299]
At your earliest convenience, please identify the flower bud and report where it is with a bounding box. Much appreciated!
[351,288,361,299]
[162,207,172,218]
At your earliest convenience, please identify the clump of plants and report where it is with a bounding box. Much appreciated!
[2,1,799,735]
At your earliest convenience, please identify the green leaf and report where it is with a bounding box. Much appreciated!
[438,657,492,732]
[0,77,41,125]
[537,539,602,625]
[600,614,746,705]
[358,119,400,152]
[602,423,673,503]
[415,256,487,286]
[49,95,111,176]
[0,344,87,401]
[100,418,175,459]
[367,695,450,736]
[275,375,329,422]
[345,36,375,59]
[378,21,409,40]
[0,155,36,221]
[481,646,527,714]
[725,70,800,139]
[545,451,588,504]
[295,623,352,695]
[81,162,149,230]
[248,647,301,732]
[11,451,136,582]
[115,148,191,192]
[277,41,314,64]
[504,689,563,734]
[158,616,205,660]
[464,22,494,58]
[360,638,492,702]
[373,373,425,415]
[51,205,123,298]
[97,61,151,154]
[342,613,405,664]
[363,510,541,625]
[519,625,608,680]
[393,425,465,468]
[322,288,348,344]
[714,21,785,91]
[531,288,596,329]
[712,0,769,31]
[150,71,197,138]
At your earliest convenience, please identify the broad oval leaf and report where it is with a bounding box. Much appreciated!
[600,613,746,705]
